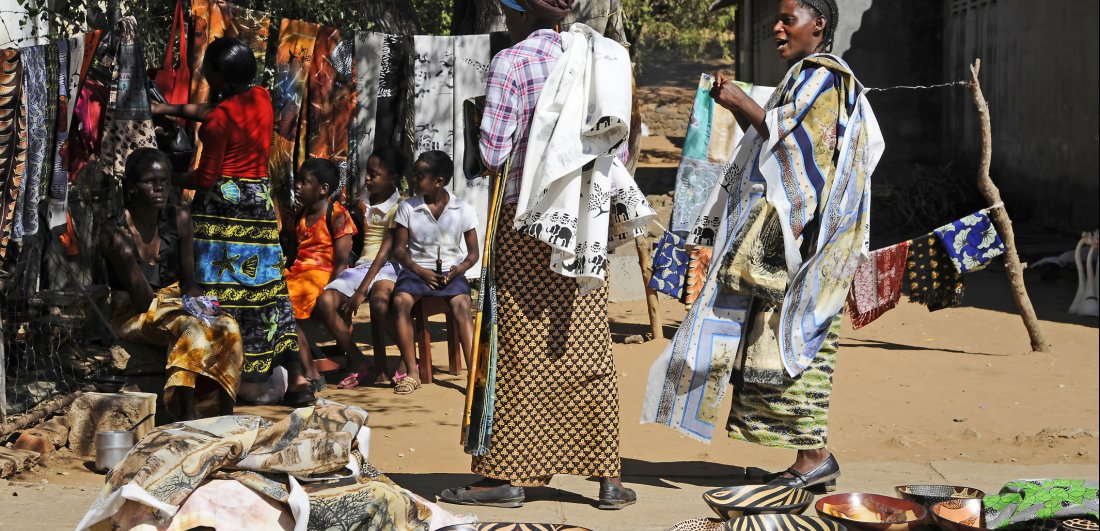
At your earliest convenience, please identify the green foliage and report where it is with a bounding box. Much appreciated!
[622,0,737,60]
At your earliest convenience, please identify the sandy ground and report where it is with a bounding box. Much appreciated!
[1,266,1097,529]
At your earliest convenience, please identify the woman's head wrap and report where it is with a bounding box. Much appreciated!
[798,0,839,52]
[517,0,574,22]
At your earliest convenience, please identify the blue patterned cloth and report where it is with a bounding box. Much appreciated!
[933,209,1005,274]
[649,230,688,299]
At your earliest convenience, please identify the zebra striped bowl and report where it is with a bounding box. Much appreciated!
[703,485,816,521]
[724,514,847,531]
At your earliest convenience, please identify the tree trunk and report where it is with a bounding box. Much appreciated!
[967,59,1049,353]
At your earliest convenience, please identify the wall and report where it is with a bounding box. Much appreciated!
[943,0,1099,232]
[738,0,1098,234]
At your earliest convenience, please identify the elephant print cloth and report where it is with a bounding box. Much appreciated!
[514,24,654,293]
[412,35,455,158]
[933,208,1005,274]
[845,240,909,329]
[643,54,884,442]
[76,401,474,531]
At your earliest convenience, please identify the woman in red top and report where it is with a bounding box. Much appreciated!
[153,37,314,406]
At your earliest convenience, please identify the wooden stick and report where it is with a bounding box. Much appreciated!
[967,58,1050,352]
[634,235,663,340]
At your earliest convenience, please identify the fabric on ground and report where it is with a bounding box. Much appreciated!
[470,202,621,486]
[643,54,884,442]
[76,401,472,531]
[906,233,965,311]
[192,176,298,382]
[307,26,355,194]
[846,240,909,329]
[984,479,1099,529]
[412,35,455,160]
[351,31,383,189]
[0,49,23,259]
[514,24,654,293]
[933,208,1006,274]
[110,284,244,405]
[728,312,840,449]
[270,19,321,208]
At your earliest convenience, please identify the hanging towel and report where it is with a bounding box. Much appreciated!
[307,26,355,193]
[412,35,455,159]
[669,75,722,234]
[906,233,964,311]
[515,23,655,292]
[47,39,69,230]
[846,240,909,329]
[351,31,383,187]
[453,34,492,278]
[933,208,1005,274]
[270,19,320,205]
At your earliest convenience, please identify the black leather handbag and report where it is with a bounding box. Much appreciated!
[147,82,194,171]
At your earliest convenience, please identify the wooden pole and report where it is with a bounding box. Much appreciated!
[634,235,664,340]
[967,59,1050,352]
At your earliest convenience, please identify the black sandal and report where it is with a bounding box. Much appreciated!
[282,389,317,407]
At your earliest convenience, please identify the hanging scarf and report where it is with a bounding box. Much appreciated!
[0,49,24,259]
[933,208,1005,274]
[374,34,410,154]
[846,240,909,329]
[307,27,355,193]
[269,19,320,206]
[642,54,884,442]
[648,230,689,299]
[682,244,713,305]
[717,197,788,303]
[15,43,56,240]
[906,233,964,311]
[412,35,455,160]
[515,23,655,292]
[351,31,384,187]
[47,39,69,230]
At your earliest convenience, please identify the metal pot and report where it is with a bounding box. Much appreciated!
[94,430,136,472]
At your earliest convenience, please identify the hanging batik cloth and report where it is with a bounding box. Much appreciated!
[15,43,58,240]
[190,0,270,102]
[373,34,410,156]
[906,233,964,311]
[67,30,107,186]
[846,240,909,329]
[0,49,24,259]
[933,208,1005,274]
[648,230,688,299]
[269,19,320,209]
[452,35,492,278]
[351,31,383,187]
[47,39,70,231]
[412,36,455,159]
[98,17,157,196]
[306,27,355,194]
[682,245,713,305]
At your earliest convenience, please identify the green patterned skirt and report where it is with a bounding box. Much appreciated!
[726,311,842,450]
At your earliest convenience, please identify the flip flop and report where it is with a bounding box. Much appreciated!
[336,372,362,389]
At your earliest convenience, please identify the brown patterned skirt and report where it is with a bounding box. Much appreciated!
[471,203,622,486]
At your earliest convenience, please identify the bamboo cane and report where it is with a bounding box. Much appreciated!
[967,59,1049,352]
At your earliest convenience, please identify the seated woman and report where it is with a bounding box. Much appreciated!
[100,148,243,420]
[319,146,405,388]
[389,150,478,395]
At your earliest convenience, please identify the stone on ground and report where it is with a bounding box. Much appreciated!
[67,391,156,457]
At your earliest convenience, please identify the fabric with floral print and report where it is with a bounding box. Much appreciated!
[984,479,1099,529]
[933,208,1005,274]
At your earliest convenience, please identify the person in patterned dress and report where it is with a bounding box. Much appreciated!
[439,0,637,510]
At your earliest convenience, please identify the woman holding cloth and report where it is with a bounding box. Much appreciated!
[642,0,884,492]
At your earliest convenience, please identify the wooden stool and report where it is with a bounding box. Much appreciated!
[412,297,463,384]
